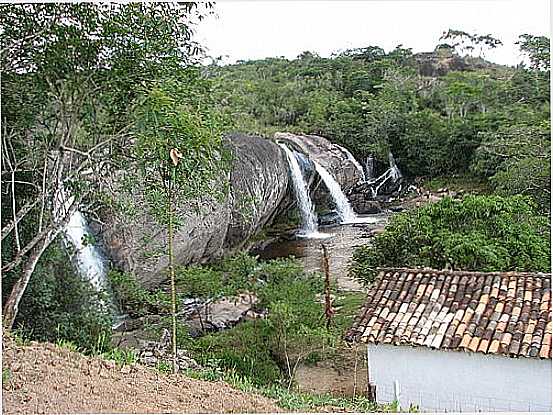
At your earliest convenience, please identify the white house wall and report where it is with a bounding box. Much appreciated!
[367,344,552,412]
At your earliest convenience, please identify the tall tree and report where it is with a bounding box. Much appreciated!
[129,78,230,372]
[1,2,212,330]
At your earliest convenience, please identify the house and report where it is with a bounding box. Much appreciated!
[345,268,552,412]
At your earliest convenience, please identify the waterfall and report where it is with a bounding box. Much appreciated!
[388,151,402,182]
[278,143,320,237]
[365,155,375,180]
[64,211,110,295]
[334,144,366,182]
[313,161,357,223]
[54,186,119,320]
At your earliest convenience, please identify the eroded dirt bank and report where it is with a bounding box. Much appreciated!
[2,337,281,414]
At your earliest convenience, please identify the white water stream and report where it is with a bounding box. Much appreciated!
[55,186,119,320]
[64,211,110,294]
[279,143,329,238]
[313,161,358,224]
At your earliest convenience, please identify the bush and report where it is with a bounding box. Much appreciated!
[108,269,171,317]
[350,195,551,284]
[6,239,113,354]
[153,254,336,388]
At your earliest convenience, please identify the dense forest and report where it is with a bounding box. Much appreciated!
[208,33,550,208]
[1,3,551,412]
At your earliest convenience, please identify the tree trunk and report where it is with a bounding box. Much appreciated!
[168,168,178,374]
[321,244,333,330]
[3,229,58,331]
[2,196,80,331]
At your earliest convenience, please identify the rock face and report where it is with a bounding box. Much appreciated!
[101,133,290,288]
[274,132,363,204]
[100,132,361,288]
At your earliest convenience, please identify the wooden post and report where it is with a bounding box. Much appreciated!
[321,244,333,330]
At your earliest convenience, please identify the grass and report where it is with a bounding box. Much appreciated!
[184,366,406,412]
[3,368,11,385]
[55,338,79,352]
[100,347,138,366]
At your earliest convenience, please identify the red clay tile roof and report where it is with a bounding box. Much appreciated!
[345,268,552,359]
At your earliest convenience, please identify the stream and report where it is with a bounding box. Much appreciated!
[252,213,389,291]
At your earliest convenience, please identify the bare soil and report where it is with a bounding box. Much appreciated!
[2,337,281,414]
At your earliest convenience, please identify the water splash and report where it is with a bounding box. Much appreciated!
[313,161,357,224]
[334,144,366,182]
[64,211,110,294]
[278,143,326,238]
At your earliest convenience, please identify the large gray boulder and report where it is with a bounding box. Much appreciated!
[100,132,362,288]
[101,133,289,288]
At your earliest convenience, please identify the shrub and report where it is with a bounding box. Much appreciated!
[108,270,171,317]
[350,195,551,285]
[6,239,113,354]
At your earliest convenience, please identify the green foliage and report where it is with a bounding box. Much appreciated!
[350,196,551,284]
[108,270,171,317]
[471,122,551,209]
[517,34,550,71]
[172,255,328,387]
[175,251,258,299]
[55,339,79,352]
[2,368,11,385]
[440,29,503,57]
[101,347,138,367]
[210,35,549,204]
[4,240,113,354]
[129,75,231,225]
[156,361,173,373]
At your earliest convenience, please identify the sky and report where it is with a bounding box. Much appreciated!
[195,0,551,66]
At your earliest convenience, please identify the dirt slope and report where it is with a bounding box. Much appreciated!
[2,337,281,414]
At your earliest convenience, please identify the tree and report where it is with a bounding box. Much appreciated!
[129,78,230,372]
[1,2,212,330]
[471,123,551,210]
[440,29,503,58]
[350,196,551,285]
[517,34,550,71]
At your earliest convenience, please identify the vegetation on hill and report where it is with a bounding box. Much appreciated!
[209,34,550,207]
[1,3,550,410]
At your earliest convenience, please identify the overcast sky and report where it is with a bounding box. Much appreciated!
[195,0,550,66]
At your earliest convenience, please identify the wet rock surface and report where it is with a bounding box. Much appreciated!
[275,132,364,202]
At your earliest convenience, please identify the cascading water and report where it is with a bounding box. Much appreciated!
[313,161,357,223]
[388,151,402,182]
[64,211,111,295]
[365,155,375,180]
[55,186,120,321]
[334,144,366,182]
[278,143,324,238]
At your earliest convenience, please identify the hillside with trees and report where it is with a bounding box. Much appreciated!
[208,31,550,209]
[1,3,550,413]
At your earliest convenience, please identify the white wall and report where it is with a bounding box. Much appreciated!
[367,344,552,412]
